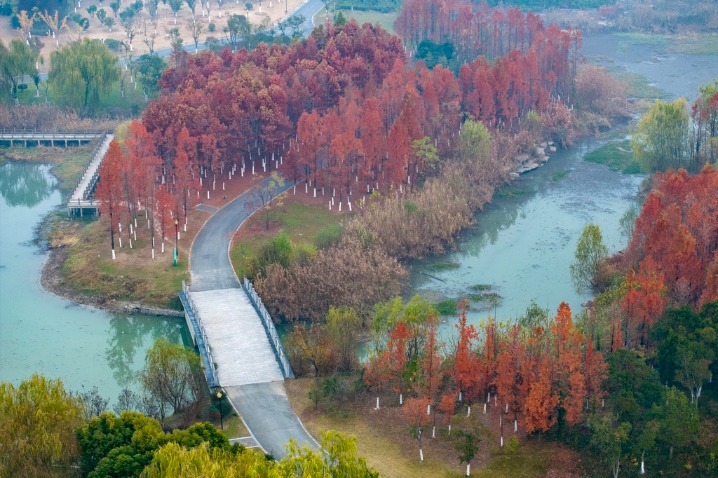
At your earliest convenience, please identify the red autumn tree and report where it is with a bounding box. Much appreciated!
[96,140,125,260]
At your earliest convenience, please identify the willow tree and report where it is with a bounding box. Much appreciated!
[0,39,37,99]
[632,98,692,173]
[0,375,84,478]
[48,38,120,109]
[570,223,608,294]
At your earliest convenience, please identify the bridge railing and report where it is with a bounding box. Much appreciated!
[0,128,108,136]
[72,134,108,204]
[180,281,219,389]
[243,277,294,379]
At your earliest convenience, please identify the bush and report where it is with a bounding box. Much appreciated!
[0,3,12,16]
[314,224,342,250]
[104,38,124,52]
[245,2,253,10]
[208,22,215,32]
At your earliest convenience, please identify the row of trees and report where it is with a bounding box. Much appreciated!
[141,8,577,201]
[395,0,582,97]
[363,300,606,447]
[0,374,377,478]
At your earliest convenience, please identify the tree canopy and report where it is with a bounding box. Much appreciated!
[0,375,83,478]
[48,38,120,109]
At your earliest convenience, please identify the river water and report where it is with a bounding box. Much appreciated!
[0,161,190,404]
[410,31,718,330]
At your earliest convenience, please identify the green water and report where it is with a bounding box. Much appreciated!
[0,162,190,404]
[410,137,645,328]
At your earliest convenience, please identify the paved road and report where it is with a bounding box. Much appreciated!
[188,178,316,458]
[226,382,318,459]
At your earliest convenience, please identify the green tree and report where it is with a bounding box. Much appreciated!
[632,98,692,172]
[0,38,38,99]
[223,14,250,51]
[458,119,491,164]
[654,387,699,461]
[138,339,206,425]
[0,375,84,478]
[326,306,362,372]
[570,223,608,294]
[588,414,632,478]
[133,54,165,98]
[455,431,480,476]
[77,411,165,477]
[48,38,120,109]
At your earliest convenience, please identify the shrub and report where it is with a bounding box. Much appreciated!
[208,22,215,32]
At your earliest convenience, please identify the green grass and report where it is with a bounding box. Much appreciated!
[61,219,188,309]
[434,299,458,316]
[337,9,398,34]
[428,261,461,271]
[230,201,344,278]
[608,69,669,101]
[616,32,671,51]
[494,187,529,199]
[584,140,641,174]
[474,443,549,477]
[668,33,718,55]
[469,284,493,292]
[615,32,718,56]
[551,169,570,182]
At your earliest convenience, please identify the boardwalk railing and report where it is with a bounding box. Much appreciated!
[0,128,108,136]
[243,278,294,379]
[179,281,219,389]
[79,135,107,200]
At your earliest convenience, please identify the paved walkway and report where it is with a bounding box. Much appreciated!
[188,177,317,458]
[189,288,283,386]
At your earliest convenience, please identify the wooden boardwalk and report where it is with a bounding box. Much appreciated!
[66,134,113,215]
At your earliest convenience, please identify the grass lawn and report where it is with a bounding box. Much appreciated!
[337,9,398,34]
[61,218,189,308]
[231,197,348,279]
[285,377,582,478]
[584,139,641,174]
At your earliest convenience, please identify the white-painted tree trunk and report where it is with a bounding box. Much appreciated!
[399,393,403,405]
[161,242,165,253]
[151,248,155,259]
[483,403,487,414]
[466,463,470,476]
[467,405,471,417]
[500,436,504,447]
[432,426,435,438]
[426,404,431,415]
[375,396,380,410]
[514,419,518,433]
[419,448,423,462]
[111,248,116,260]
[640,452,645,474]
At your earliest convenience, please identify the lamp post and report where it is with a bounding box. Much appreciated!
[173,218,179,266]
[216,389,223,430]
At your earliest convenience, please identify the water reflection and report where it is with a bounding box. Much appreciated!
[105,314,188,386]
[0,163,52,207]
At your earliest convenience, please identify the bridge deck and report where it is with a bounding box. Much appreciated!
[67,134,113,210]
[189,288,284,387]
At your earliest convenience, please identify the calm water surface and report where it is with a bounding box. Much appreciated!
[410,139,644,326]
[0,161,190,403]
[410,31,718,332]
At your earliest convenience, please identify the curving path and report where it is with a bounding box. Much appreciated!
[189,177,318,458]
